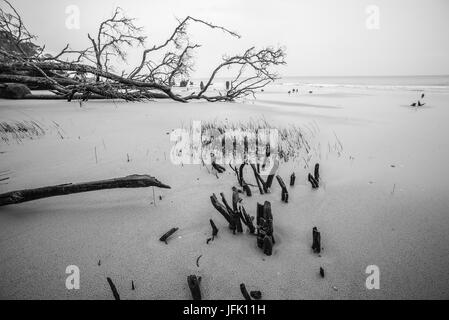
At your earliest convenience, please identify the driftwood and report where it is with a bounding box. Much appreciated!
[210,193,233,227]
[131,280,135,290]
[240,283,252,300]
[276,175,288,203]
[308,173,319,189]
[257,201,274,255]
[250,164,267,194]
[250,290,262,300]
[106,277,120,300]
[0,174,170,206]
[319,267,325,278]
[290,173,296,186]
[312,227,321,254]
[240,206,256,234]
[314,163,320,182]
[209,219,219,237]
[187,275,202,300]
[159,227,179,244]
[221,192,242,233]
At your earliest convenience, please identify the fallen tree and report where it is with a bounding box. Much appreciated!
[0,174,170,206]
[0,0,285,102]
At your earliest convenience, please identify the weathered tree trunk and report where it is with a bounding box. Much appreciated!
[187,275,202,300]
[0,174,170,206]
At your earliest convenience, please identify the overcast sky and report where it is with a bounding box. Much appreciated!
[9,0,449,77]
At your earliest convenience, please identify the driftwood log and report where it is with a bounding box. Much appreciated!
[250,290,262,300]
[187,275,202,300]
[210,193,233,228]
[0,174,170,206]
[159,227,179,244]
[314,163,320,182]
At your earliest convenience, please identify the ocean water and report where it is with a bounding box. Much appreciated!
[193,75,449,92]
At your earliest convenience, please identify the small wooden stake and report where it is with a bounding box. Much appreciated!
[314,163,320,182]
[106,277,120,300]
[290,173,296,186]
[240,283,252,300]
[209,219,219,237]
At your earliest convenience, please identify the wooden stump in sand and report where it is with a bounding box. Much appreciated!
[312,227,321,254]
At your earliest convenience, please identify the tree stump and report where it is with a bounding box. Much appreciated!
[250,291,262,300]
[187,275,202,300]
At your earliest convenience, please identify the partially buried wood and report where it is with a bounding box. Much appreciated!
[276,175,288,203]
[187,275,202,300]
[159,227,179,244]
[308,173,319,189]
[241,206,255,234]
[240,283,252,300]
[106,277,120,300]
[312,227,321,254]
[314,163,320,182]
[263,235,273,256]
[290,173,296,186]
[209,219,219,237]
[210,193,233,227]
[0,174,171,206]
[250,290,262,300]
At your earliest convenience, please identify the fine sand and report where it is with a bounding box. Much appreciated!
[0,84,448,299]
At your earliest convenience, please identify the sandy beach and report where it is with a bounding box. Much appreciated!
[1,82,448,300]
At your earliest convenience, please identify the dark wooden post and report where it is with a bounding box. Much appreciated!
[276,175,288,203]
[187,275,202,300]
[308,173,319,189]
[314,163,320,182]
[209,219,219,237]
[312,227,321,253]
[290,173,296,186]
[159,227,179,244]
[240,283,252,300]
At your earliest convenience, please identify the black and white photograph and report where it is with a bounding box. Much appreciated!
[0,0,448,305]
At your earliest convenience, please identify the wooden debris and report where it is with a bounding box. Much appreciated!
[290,173,296,186]
[250,163,268,194]
[159,227,179,244]
[319,267,325,278]
[263,235,273,256]
[209,219,219,237]
[240,283,252,300]
[312,227,321,254]
[308,173,319,189]
[210,193,234,228]
[314,163,320,182]
[0,174,171,206]
[98,260,101,266]
[250,290,262,300]
[106,277,120,300]
[131,280,135,290]
[276,175,289,203]
[187,275,202,300]
[240,206,256,234]
[206,237,212,244]
[196,255,202,268]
